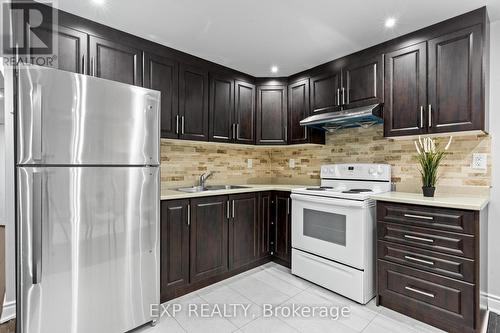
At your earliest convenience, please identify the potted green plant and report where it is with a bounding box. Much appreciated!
[414,136,452,197]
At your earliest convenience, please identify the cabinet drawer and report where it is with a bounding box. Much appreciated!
[377,241,475,282]
[378,222,475,259]
[377,202,476,234]
[378,260,475,331]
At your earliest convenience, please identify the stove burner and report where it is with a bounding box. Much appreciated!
[342,189,373,194]
[305,186,334,191]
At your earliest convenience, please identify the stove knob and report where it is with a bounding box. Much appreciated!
[369,167,376,175]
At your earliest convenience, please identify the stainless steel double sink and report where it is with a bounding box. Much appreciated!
[176,185,248,193]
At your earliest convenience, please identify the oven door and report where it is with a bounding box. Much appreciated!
[291,193,373,270]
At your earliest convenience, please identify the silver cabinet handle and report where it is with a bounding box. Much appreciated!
[405,286,435,298]
[236,123,240,140]
[428,104,432,128]
[32,84,42,162]
[187,204,191,226]
[284,126,287,141]
[227,201,230,219]
[342,87,346,105]
[32,172,43,284]
[232,200,235,219]
[420,106,424,129]
[404,234,434,243]
[90,57,96,76]
[336,88,340,106]
[404,255,435,266]
[181,116,185,135]
[287,198,290,215]
[404,213,434,221]
[175,115,180,134]
[232,123,236,140]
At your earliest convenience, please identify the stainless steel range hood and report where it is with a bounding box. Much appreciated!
[300,104,383,132]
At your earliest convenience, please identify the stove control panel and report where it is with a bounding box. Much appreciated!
[320,163,391,181]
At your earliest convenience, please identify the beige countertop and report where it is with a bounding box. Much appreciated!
[161,184,306,200]
[370,191,490,211]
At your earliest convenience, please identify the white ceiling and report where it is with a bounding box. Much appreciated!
[54,0,500,77]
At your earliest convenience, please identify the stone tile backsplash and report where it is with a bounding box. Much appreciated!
[161,125,491,194]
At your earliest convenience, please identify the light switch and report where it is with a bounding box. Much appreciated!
[247,159,253,169]
[289,159,295,168]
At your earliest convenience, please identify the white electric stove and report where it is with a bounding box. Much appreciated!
[291,163,391,304]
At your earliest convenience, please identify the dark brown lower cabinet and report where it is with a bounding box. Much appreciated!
[272,191,292,267]
[190,196,229,283]
[376,201,487,333]
[160,200,190,302]
[229,193,259,270]
[161,192,279,302]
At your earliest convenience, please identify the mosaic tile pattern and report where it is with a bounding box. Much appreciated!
[161,126,491,194]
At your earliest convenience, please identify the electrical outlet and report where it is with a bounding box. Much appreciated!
[471,153,487,170]
[247,159,253,169]
[289,159,295,168]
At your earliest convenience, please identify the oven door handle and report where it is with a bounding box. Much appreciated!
[290,193,368,208]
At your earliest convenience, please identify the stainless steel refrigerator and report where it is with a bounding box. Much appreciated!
[11,65,160,333]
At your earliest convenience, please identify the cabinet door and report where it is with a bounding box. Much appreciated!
[229,193,258,270]
[30,24,88,74]
[288,79,310,144]
[144,53,179,139]
[384,43,428,137]
[256,85,287,145]
[310,72,341,114]
[234,80,256,144]
[209,73,234,142]
[342,54,383,108]
[160,200,190,302]
[179,64,209,141]
[89,36,143,86]
[258,192,272,259]
[428,25,484,133]
[190,196,228,282]
[273,192,291,266]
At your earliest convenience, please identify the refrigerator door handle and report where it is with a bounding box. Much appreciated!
[32,172,43,284]
[32,84,43,162]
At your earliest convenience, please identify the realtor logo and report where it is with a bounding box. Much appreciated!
[1,0,58,66]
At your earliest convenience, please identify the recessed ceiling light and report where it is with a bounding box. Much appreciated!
[385,17,396,28]
[91,0,106,5]
[271,66,278,73]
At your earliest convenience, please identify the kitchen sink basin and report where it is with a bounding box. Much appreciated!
[176,185,248,193]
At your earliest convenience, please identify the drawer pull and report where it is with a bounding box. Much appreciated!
[405,286,435,298]
[404,234,434,243]
[404,213,434,220]
[404,255,435,266]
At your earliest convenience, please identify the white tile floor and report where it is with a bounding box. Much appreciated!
[137,262,445,333]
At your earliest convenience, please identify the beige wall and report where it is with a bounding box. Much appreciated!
[161,125,491,195]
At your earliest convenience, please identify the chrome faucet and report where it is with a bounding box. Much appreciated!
[199,171,213,189]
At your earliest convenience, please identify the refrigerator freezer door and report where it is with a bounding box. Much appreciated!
[17,166,159,333]
[17,66,160,165]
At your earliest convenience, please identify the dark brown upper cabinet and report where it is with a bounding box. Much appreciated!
[189,196,228,283]
[228,193,259,270]
[288,79,310,144]
[209,73,235,143]
[427,24,484,133]
[310,72,341,114]
[160,200,190,302]
[234,80,256,144]
[144,53,179,139]
[30,24,87,74]
[342,54,384,109]
[89,36,142,86]
[384,42,428,137]
[179,64,209,141]
[256,85,288,145]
